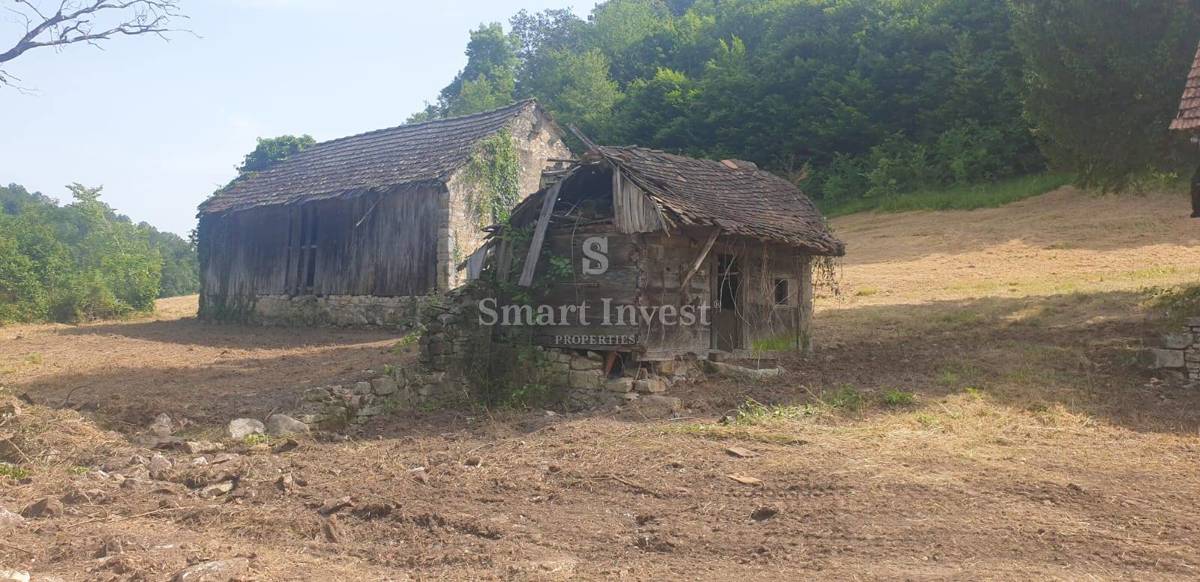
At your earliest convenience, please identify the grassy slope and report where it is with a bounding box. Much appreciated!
[820,173,1075,218]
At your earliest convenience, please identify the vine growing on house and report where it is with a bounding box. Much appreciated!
[462,130,522,229]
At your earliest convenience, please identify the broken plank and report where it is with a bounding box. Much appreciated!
[518,181,564,287]
[679,229,721,292]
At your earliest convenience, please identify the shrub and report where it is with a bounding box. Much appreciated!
[882,389,917,407]
[826,385,864,411]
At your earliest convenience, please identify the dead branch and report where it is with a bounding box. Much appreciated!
[0,0,186,86]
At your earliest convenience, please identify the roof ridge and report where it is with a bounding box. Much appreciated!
[200,99,551,215]
[305,99,537,151]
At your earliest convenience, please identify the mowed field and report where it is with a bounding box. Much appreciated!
[2,187,1200,580]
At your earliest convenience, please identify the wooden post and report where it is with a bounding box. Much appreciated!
[798,255,814,356]
[518,181,564,287]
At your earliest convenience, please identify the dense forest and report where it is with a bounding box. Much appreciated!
[414,0,1200,200]
[0,183,198,324]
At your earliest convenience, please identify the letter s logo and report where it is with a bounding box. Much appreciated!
[582,236,609,275]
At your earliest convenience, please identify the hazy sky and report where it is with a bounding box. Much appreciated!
[1,0,594,236]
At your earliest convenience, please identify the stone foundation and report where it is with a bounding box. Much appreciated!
[248,294,438,328]
[1144,318,1200,380]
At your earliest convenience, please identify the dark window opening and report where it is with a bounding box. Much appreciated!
[774,278,791,306]
[717,254,740,311]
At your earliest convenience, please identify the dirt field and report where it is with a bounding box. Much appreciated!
[2,187,1200,580]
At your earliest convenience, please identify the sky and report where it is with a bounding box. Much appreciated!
[1,0,595,236]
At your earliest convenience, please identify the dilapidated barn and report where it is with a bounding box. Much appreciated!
[1171,42,1200,217]
[197,100,570,326]
[471,145,845,360]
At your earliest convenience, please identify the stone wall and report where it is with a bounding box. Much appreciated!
[440,109,572,290]
[1143,318,1200,380]
[248,294,438,328]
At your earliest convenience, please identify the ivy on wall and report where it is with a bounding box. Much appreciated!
[462,129,522,229]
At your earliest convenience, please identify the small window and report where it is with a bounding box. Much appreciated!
[774,278,791,306]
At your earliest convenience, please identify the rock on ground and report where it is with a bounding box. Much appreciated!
[0,570,29,582]
[0,507,23,531]
[703,361,785,380]
[629,395,683,419]
[226,418,265,440]
[149,413,173,437]
[20,497,62,519]
[182,441,224,454]
[265,414,309,437]
[172,558,250,582]
[148,454,172,480]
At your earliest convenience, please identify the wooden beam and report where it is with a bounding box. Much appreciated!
[679,229,721,293]
[518,181,564,287]
[568,124,599,151]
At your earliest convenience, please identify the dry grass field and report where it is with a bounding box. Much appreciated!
[1,186,1199,580]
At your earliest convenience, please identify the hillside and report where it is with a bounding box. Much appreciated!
[1,187,1199,579]
[831,186,1200,304]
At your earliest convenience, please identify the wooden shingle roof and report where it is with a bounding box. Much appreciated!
[199,100,545,215]
[1172,43,1200,131]
[594,147,844,255]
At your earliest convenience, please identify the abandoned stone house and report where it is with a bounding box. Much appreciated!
[462,145,846,363]
[196,100,570,326]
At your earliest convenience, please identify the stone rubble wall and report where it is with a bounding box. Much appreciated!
[251,294,437,328]
[1143,318,1200,380]
[293,367,470,430]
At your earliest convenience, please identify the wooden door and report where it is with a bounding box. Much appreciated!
[712,253,744,352]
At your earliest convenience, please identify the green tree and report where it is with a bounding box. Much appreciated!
[1011,0,1200,189]
[417,0,1049,203]
[612,67,698,150]
[238,135,316,174]
[0,222,47,322]
[439,23,521,117]
[518,48,624,140]
[0,183,177,324]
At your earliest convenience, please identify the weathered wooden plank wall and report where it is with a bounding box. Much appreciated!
[612,169,663,234]
[305,186,440,296]
[638,230,714,359]
[199,185,441,320]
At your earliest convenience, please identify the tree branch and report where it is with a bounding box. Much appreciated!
[0,0,185,86]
